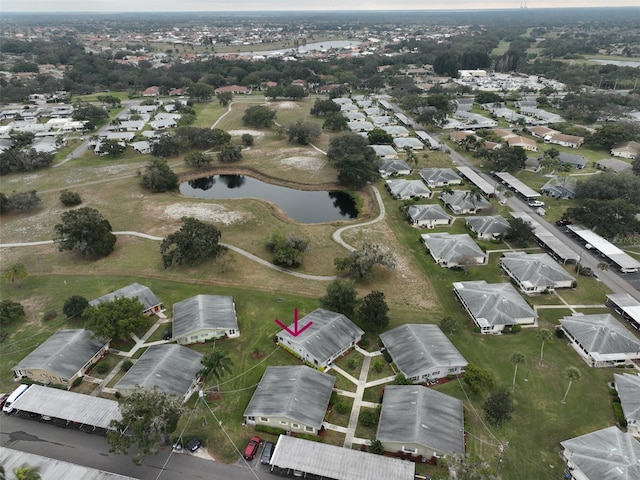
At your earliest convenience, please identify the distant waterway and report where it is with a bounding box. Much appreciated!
[588,58,640,68]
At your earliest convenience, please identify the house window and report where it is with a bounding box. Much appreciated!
[304,426,313,433]
[402,446,417,454]
[279,421,288,426]
[260,417,269,422]
[292,423,299,429]
[247,416,255,421]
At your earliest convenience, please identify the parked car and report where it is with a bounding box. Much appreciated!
[187,437,202,453]
[243,436,261,460]
[260,441,274,465]
[528,199,545,208]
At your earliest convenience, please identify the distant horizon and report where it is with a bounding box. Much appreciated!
[1,3,638,14]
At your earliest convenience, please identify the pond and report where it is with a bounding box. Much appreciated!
[180,175,358,224]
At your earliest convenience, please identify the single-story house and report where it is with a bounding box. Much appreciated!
[142,86,160,96]
[558,152,586,170]
[118,120,145,132]
[500,252,575,294]
[439,190,491,215]
[150,118,177,130]
[506,135,538,151]
[380,324,467,383]
[394,137,424,151]
[89,283,163,316]
[561,426,640,480]
[276,308,364,369]
[596,158,633,173]
[421,233,487,267]
[453,281,538,334]
[105,132,136,142]
[12,329,108,387]
[371,144,398,160]
[214,85,250,94]
[343,111,366,121]
[172,294,239,345]
[560,314,640,367]
[407,204,452,228]
[382,125,410,137]
[387,179,431,200]
[527,125,558,139]
[370,115,394,127]
[377,386,465,459]
[348,120,374,132]
[465,215,509,240]
[243,365,335,435]
[363,107,382,117]
[130,141,152,154]
[341,103,359,112]
[524,156,541,172]
[611,141,640,159]
[332,97,352,105]
[419,168,463,188]
[545,132,584,149]
[379,159,411,177]
[114,344,203,400]
[614,373,640,438]
[540,175,576,199]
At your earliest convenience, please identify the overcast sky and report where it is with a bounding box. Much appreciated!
[1,1,637,12]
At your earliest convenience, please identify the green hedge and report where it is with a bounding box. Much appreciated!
[612,402,627,428]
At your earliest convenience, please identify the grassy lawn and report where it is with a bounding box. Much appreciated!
[362,384,385,403]
[367,357,395,382]
[326,396,354,428]
[0,89,631,477]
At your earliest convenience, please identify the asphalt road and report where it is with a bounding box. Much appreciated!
[0,414,272,480]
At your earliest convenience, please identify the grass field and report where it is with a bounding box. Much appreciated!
[0,94,637,475]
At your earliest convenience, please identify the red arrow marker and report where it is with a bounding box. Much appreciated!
[275,308,313,337]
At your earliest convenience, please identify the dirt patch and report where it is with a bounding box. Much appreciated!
[163,204,249,225]
[276,101,300,109]
[227,129,265,139]
[280,156,325,172]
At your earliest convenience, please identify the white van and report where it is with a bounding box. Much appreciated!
[620,267,638,274]
[2,384,30,413]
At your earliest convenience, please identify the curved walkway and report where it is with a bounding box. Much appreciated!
[332,185,386,252]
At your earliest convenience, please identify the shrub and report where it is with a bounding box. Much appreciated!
[511,324,522,334]
[255,425,287,435]
[381,349,393,363]
[347,358,357,370]
[71,376,83,388]
[42,310,57,322]
[372,360,384,373]
[121,360,133,372]
[612,402,627,427]
[241,133,254,146]
[94,362,109,374]
[555,328,565,338]
[358,409,378,428]
[60,190,82,206]
[336,402,349,415]
[329,391,338,406]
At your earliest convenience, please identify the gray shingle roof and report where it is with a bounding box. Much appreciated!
[440,190,491,213]
[172,295,238,339]
[561,426,640,480]
[453,281,537,328]
[89,283,161,312]
[377,385,465,456]
[379,159,411,175]
[270,435,415,480]
[114,344,203,397]
[407,204,451,222]
[379,324,467,379]
[501,252,575,289]
[465,215,509,237]
[371,145,397,157]
[13,329,106,379]
[278,309,364,365]
[560,314,640,357]
[614,373,640,426]
[243,366,335,429]
[387,180,431,199]
[421,233,486,265]
[419,168,462,186]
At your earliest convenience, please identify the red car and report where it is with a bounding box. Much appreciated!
[243,436,261,460]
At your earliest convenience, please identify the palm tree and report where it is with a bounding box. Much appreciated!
[403,146,418,168]
[464,186,484,212]
[510,351,525,393]
[538,328,553,366]
[561,367,582,404]
[199,349,234,392]
[13,464,40,480]
[597,262,610,272]
[3,263,28,286]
